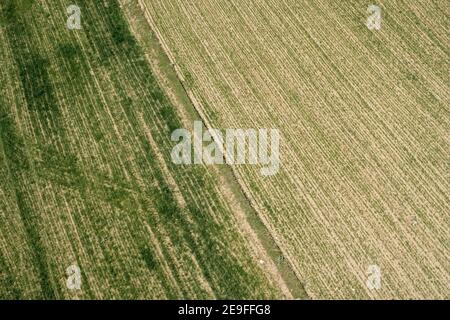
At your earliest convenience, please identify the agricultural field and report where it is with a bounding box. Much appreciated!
[139,0,450,299]
[0,0,295,299]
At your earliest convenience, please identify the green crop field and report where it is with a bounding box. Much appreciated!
[0,0,448,300]
[0,0,292,299]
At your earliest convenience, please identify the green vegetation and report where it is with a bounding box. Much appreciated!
[0,0,280,299]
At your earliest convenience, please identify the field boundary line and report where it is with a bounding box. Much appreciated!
[137,0,310,299]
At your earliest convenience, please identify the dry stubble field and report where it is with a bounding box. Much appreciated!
[139,0,450,299]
